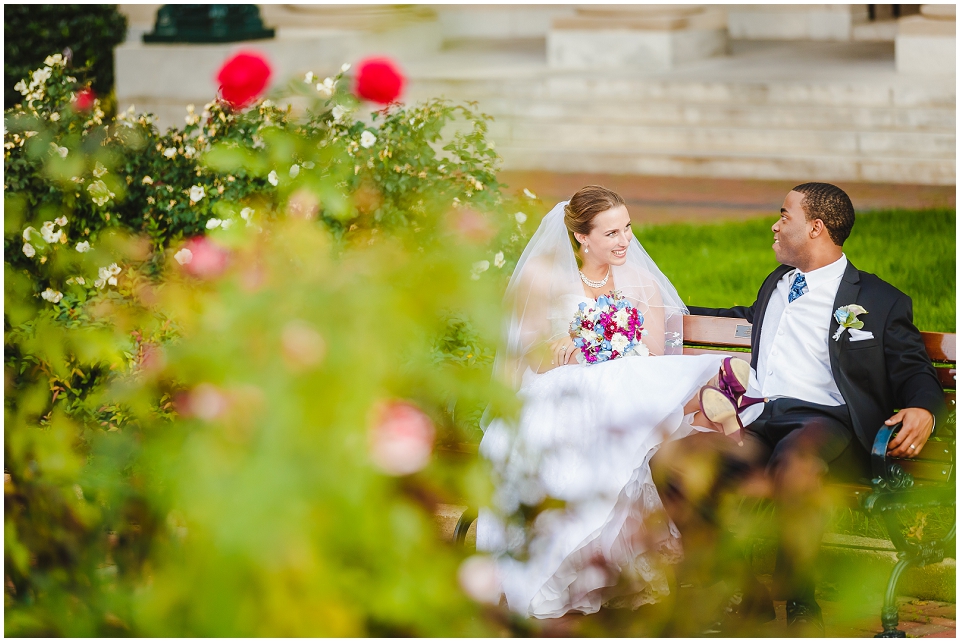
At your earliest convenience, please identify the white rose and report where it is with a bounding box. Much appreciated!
[614,308,629,327]
[360,130,376,149]
[331,105,346,122]
[183,145,196,158]
[189,185,205,203]
[50,112,60,122]
[611,333,629,353]
[87,180,115,206]
[174,248,193,265]
[55,216,68,226]
[240,207,254,221]
[163,147,177,159]
[630,342,651,358]
[75,241,91,253]
[514,211,527,224]
[205,218,222,229]
[267,170,279,186]
[40,221,60,243]
[142,175,153,185]
[44,54,63,66]
[494,251,505,268]
[22,242,35,258]
[471,260,490,280]
[41,288,63,304]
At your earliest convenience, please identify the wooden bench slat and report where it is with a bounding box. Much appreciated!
[896,459,954,482]
[924,332,957,363]
[682,347,750,360]
[936,367,956,390]
[683,315,752,348]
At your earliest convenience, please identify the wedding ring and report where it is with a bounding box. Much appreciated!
[909,445,915,450]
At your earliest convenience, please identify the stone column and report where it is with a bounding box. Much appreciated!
[896,4,956,75]
[547,4,728,70]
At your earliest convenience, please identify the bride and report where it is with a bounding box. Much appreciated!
[477,186,745,618]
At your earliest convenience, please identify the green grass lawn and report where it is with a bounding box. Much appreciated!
[636,208,956,333]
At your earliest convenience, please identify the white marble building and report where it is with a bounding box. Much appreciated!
[115,5,955,185]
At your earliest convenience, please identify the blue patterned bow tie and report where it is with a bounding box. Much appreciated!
[788,272,808,303]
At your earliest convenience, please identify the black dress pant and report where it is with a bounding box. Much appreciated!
[651,398,871,603]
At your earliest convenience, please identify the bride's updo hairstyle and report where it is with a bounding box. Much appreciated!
[564,185,626,265]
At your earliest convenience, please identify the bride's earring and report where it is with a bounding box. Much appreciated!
[583,245,589,254]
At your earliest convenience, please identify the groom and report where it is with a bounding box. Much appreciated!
[651,182,944,635]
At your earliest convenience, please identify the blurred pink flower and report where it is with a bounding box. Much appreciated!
[178,237,229,279]
[281,320,326,371]
[452,207,495,244]
[457,555,501,605]
[368,401,435,476]
[186,383,229,421]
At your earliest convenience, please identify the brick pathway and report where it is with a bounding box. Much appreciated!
[498,170,956,225]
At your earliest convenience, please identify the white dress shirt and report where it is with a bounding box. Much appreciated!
[741,255,848,426]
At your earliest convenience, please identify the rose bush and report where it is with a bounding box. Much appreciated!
[4,51,537,636]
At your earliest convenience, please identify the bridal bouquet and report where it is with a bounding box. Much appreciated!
[569,291,648,364]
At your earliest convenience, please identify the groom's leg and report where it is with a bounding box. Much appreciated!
[760,400,862,605]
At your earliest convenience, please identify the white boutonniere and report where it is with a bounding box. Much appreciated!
[833,304,867,341]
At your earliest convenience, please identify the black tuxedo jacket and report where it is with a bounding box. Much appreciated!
[689,261,944,452]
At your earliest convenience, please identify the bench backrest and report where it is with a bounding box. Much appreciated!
[682,315,956,484]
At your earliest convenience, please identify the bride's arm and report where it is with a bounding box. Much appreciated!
[641,285,666,356]
[510,261,573,373]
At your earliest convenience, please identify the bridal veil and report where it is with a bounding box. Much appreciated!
[496,201,688,389]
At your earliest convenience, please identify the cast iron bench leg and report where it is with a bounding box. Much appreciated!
[454,508,478,546]
[875,556,915,638]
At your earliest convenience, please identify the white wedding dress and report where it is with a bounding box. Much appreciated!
[476,203,725,618]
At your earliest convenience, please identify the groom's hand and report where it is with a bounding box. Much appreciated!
[885,408,934,458]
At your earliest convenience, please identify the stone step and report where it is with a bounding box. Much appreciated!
[448,98,955,133]
[486,122,955,158]
[409,78,956,109]
[493,147,955,185]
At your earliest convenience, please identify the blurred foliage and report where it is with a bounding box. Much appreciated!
[4,54,537,635]
[4,4,127,110]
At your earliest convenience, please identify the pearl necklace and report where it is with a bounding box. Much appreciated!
[579,266,611,289]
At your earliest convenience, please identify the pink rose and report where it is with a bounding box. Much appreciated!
[368,401,435,476]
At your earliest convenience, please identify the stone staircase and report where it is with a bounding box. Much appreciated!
[405,40,955,185]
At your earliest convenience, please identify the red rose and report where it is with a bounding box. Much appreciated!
[216,51,271,109]
[353,57,405,104]
[73,88,95,112]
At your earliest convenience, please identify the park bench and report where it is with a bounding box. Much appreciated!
[679,315,956,638]
[452,314,956,638]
